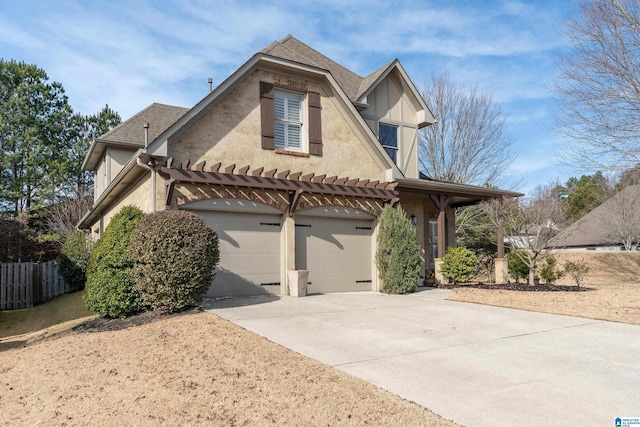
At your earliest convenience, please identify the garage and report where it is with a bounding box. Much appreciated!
[295,207,375,294]
[183,199,282,298]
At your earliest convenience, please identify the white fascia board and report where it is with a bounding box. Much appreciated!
[312,69,401,178]
[146,53,266,158]
[77,149,145,229]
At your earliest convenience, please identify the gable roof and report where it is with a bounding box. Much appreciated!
[83,103,188,170]
[146,36,405,175]
[261,35,364,101]
[550,184,640,248]
[260,35,432,123]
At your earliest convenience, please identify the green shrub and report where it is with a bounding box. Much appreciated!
[539,256,564,284]
[508,250,530,283]
[58,230,93,290]
[563,259,589,288]
[128,210,220,312]
[440,247,478,284]
[375,205,422,294]
[83,206,146,318]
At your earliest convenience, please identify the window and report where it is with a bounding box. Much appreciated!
[274,90,303,151]
[379,123,398,162]
[428,218,438,270]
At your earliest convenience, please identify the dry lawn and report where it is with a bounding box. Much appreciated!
[0,309,456,426]
[449,251,640,325]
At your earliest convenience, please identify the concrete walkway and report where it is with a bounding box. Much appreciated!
[205,289,640,427]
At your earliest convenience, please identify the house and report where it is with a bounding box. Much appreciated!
[78,35,520,296]
[550,185,640,251]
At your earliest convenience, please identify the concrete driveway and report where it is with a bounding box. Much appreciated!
[205,289,640,427]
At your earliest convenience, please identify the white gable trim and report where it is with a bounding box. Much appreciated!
[357,60,435,129]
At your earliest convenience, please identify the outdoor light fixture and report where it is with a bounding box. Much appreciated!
[410,215,418,225]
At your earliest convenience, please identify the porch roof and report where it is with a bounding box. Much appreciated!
[396,177,523,207]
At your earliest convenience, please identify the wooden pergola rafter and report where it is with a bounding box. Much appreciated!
[158,158,399,214]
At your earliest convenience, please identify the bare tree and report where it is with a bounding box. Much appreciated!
[419,71,515,186]
[487,184,567,284]
[554,0,640,171]
[600,184,640,250]
[44,190,94,242]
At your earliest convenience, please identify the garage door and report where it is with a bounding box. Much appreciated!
[185,200,282,298]
[295,208,374,294]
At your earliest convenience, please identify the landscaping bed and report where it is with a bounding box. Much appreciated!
[445,251,640,325]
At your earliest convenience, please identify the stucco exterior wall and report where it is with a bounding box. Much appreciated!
[89,174,152,238]
[170,69,385,183]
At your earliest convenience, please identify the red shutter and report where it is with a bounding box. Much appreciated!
[308,91,322,156]
[260,81,275,150]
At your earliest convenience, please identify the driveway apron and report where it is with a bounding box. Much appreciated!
[205,289,640,427]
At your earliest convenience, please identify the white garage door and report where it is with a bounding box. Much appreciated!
[185,200,282,298]
[295,208,374,294]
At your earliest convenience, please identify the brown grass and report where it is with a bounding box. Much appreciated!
[0,310,456,426]
[449,251,640,325]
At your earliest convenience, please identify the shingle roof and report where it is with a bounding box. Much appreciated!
[356,60,396,100]
[550,184,640,247]
[261,35,366,101]
[99,103,189,145]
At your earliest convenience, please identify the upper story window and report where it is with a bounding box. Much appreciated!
[274,90,303,151]
[379,123,398,163]
[260,81,322,156]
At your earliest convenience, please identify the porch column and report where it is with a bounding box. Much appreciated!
[282,215,295,296]
[494,205,508,284]
[430,194,452,284]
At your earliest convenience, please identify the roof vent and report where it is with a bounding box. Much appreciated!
[208,77,213,93]
[143,122,149,148]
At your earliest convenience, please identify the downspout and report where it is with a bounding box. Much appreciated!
[136,122,156,212]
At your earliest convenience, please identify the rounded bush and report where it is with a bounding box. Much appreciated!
[440,247,478,284]
[58,230,93,290]
[83,206,146,318]
[375,205,422,294]
[128,210,219,312]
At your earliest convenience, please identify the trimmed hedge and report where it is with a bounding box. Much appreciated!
[440,247,478,284]
[58,229,93,290]
[375,205,422,294]
[128,210,219,312]
[83,206,146,318]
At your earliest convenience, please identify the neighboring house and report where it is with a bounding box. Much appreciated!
[551,185,640,251]
[78,35,519,296]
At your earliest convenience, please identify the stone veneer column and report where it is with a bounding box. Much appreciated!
[434,258,445,284]
[494,258,509,284]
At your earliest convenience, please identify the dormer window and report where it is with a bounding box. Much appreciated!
[379,123,398,163]
[274,90,303,151]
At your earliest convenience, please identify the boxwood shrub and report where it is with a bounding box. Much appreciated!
[83,205,146,318]
[440,246,478,284]
[375,205,422,294]
[128,210,219,312]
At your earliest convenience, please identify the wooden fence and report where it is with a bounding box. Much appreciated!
[0,261,73,310]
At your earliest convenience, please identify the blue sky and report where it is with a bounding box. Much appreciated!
[0,0,578,195]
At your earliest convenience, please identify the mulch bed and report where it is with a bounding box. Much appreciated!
[435,282,594,292]
[72,308,200,333]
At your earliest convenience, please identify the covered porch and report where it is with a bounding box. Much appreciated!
[396,176,522,284]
